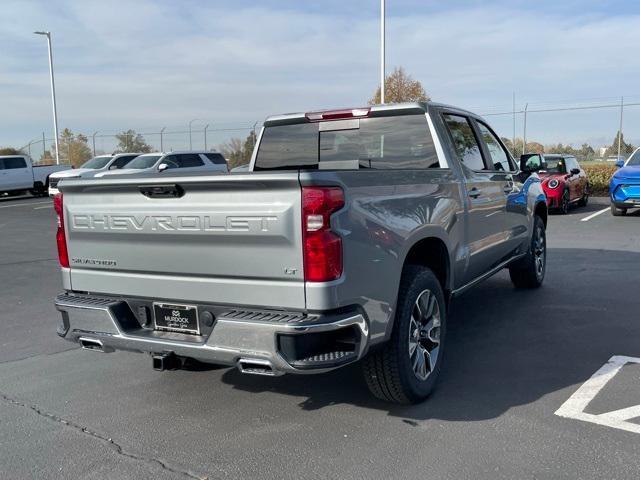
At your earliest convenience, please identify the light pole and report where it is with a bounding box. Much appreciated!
[380,0,385,104]
[204,124,209,151]
[34,31,60,165]
[160,127,166,152]
[92,131,98,157]
[188,119,200,150]
[522,103,529,155]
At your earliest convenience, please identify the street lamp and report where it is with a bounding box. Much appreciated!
[188,119,200,150]
[380,0,385,104]
[34,31,60,165]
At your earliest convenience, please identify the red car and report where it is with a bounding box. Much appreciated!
[538,154,589,214]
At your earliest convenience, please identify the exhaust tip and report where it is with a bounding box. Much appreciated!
[238,358,276,376]
[79,337,112,353]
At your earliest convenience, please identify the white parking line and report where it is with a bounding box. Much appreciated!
[555,356,640,434]
[33,205,53,210]
[0,200,51,209]
[581,207,609,222]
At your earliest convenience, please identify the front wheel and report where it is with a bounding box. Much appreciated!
[559,189,570,214]
[362,266,446,404]
[509,215,546,289]
[611,203,627,216]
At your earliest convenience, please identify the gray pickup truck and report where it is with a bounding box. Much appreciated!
[53,102,547,403]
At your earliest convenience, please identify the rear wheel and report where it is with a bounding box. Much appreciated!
[362,266,446,404]
[578,184,589,207]
[611,203,627,216]
[509,215,546,289]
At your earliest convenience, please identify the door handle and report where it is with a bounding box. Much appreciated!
[139,184,184,198]
[468,187,481,199]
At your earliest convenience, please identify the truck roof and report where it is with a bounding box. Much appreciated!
[263,101,478,127]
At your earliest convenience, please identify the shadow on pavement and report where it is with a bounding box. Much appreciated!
[220,247,640,420]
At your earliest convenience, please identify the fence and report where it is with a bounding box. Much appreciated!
[19,95,640,165]
[475,95,640,161]
[19,123,258,166]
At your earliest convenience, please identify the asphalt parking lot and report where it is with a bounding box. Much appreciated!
[1,195,639,479]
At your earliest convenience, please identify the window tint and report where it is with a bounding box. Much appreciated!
[443,114,485,170]
[256,123,325,170]
[477,122,513,171]
[111,156,136,169]
[159,154,203,169]
[255,114,439,170]
[566,157,579,171]
[205,153,227,165]
[3,157,27,169]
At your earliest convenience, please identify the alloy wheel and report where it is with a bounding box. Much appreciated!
[408,289,441,381]
[534,224,546,279]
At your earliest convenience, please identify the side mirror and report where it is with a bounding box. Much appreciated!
[157,163,168,172]
[615,160,625,168]
[108,164,118,170]
[570,168,581,175]
[520,154,544,173]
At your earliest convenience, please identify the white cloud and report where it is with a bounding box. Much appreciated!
[1,1,639,148]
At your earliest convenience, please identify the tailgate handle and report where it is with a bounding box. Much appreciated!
[139,184,184,198]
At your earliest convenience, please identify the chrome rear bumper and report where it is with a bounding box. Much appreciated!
[54,293,369,375]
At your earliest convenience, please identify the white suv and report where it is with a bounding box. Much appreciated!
[96,151,228,177]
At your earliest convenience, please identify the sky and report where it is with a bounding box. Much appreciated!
[2,0,640,152]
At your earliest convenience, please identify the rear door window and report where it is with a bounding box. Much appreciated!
[442,114,486,171]
[111,156,137,169]
[162,154,204,169]
[255,114,439,170]
[204,153,227,165]
[476,122,513,171]
[3,157,27,169]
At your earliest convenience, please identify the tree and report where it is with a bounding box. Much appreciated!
[0,147,20,155]
[219,138,245,169]
[605,131,635,158]
[369,67,430,105]
[115,129,152,153]
[219,130,257,169]
[52,128,92,167]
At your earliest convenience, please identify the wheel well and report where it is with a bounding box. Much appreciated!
[403,237,450,295]
[534,201,547,227]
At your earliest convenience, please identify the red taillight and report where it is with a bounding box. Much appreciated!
[302,187,344,282]
[53,193,69,268]
[305,108,370,122]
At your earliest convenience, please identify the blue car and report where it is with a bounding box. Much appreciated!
[611,148,640,216]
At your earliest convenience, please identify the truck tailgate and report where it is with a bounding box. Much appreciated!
[61,173,305,309]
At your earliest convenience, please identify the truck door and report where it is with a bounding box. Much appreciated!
[441,113,510,284]
[0,157,32,191]
[473,120,529,258]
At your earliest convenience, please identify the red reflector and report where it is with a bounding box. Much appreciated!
[302,187,345,282]
[305,108,370,122]
[53,193,69,268]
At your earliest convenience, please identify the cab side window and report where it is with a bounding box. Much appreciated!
[442,114,486,171]
[175,154,204,168]
[476,122,514,172]
[3,157,27,169]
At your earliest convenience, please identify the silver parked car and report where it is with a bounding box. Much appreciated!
[96,151,228,177]
[48,153,142,196]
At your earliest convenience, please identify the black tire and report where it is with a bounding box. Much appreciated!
[611,203,627,216]
[559,189,570,214]
[362,266,446,404]
[509,215,546,289]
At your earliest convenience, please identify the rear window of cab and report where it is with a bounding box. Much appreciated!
[254,115,440,170]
